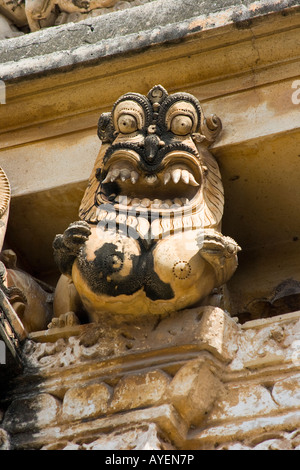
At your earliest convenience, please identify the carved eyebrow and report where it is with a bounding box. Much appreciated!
[112,93,153,130]
[156,94,202,132]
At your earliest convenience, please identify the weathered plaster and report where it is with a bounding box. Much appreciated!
[1,308,299,450]
[0,0,299,80]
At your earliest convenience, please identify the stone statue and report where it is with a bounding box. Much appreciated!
[0,13,24,40]
[52,85,240,324]
[0,0,150,34]
[24,0,118,31]
[0,167,52,334]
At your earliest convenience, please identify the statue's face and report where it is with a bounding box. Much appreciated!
[80,86,223,237]
[97,86,204,219]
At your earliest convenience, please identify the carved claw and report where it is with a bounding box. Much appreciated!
[48,311,80,329]
[62,221,91,253]
[198,230,241,286]
[53,221,91,276]
[202,233,241,258]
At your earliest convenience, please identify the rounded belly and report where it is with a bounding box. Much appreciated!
[72,227,215,319]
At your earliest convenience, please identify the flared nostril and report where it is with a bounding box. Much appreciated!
[144,134,161,163]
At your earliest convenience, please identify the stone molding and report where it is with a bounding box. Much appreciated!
[1,307,300,450]
[1,0,299,80]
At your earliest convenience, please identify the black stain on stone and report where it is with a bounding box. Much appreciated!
[232,15,253,30]
[188,24,203,34]
[231,1,297,31]
[78,241,174,301]
[229,175,240,181]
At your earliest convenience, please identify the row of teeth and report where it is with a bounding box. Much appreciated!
[102,168,199,186]
[96,211,203,236]
[109,195,190,209]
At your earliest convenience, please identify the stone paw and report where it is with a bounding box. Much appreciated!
[199,230,241,258]
[62,221,91,253]
[48,311,80,329]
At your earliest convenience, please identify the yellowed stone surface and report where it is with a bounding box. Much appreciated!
[109,370,171,414]
[0,0,300,452]
[0,307,299,450]
[168,359,222,427]
[62,383,112,421]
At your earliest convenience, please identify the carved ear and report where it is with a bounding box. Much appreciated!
[198,147,224,229]
[199,113,222,146]
[0,167,10,219]
[97,112,114,143]
[79,145,108,223]
[0,167,11,251]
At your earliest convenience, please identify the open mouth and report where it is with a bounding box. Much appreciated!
[99,150,203,216]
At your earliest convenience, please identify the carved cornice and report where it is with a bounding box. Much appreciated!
[1,309,300,450]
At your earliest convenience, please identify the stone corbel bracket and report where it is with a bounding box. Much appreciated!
[1,307,240,449]
[7,310,300,450]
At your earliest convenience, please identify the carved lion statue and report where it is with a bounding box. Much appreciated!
[52,85,240,324]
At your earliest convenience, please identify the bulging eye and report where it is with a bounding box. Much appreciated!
[117,114,138,134]
[170,115,193,136]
